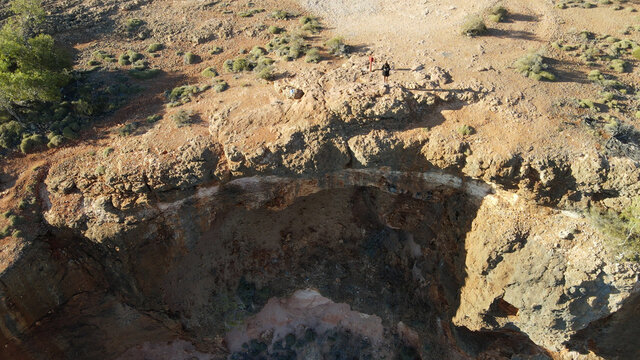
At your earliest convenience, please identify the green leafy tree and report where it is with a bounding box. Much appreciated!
[0,0,71,122]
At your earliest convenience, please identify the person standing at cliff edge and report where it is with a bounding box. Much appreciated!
[382,61,391,84]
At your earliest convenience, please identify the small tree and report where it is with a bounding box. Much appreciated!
[0,0,71,122]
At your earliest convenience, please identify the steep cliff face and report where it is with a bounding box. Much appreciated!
[1,164,638,359]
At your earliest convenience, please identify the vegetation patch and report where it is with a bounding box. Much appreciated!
[214,80,229,92]
[514,52,556,81]
[183,52,199,64]
[47,133,64,148]
[266,34,308,61]
[488,5,508,22]
[201,67,219,78]
[125,18,144,32]
[270,10,292,20]
[461,15,487,37]
[590,199,640,261]
[119,50,144,66]
[128,68,161,80]
[608,59,629,73]
[0,0,71,130]
[93,50,116,63]
[268,25,283,34]
[305,48,321,63]
[172,109,195,127]
[238,8,264,18]
[300,16,321,33]
[325,37,350,57]
[166,84,209,106]
[210,46,224,55]
[457,125,476,136]
[118,122,140,136]
[256,66,274,81]
[147,43,163,53]
[19,134,44,153]
[146,114,162,123]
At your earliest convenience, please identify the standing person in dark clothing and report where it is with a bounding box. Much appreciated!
[382,61,391,83]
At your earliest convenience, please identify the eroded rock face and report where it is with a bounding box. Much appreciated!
[454,194,639,353]
[2,166,638,359]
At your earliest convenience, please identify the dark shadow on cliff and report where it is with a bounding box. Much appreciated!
[454,326,553,359]
[565,291,640,359]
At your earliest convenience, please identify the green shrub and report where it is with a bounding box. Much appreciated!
[268,25,283,34]
[488,5,508,22]
[132,59,149,70]
[0,1,72,112]
[96,165,105,175]
[201,67,219,77]
[47,134,64,148]
[184,52,199,64]
[300,16,321,33]
[0,121,24,149]
[301,19,321,33]
[118,51,142,66]
[7,214,22,226]
[12,230,24,239]
[608,59,628,73]
[87,59,101,66]
[214,80,229,92]
[223,59,234,73]
[128,68,161,79]
[62,126,78,139]
[256,66,274,80]
[305,48,321,63]
[147,43,163,53]
[125,18,144,32]
[93,50,115,62]
[288,41,305,59]
[271,10,290,20]
[172,109,194,127]
[118,53,131,65]
[18,198,28,210]
[19,134,44,153]
[251,46,267,57]
[118,122,138,136]
[103,147,114,157]
[267,34,308,60]
[167,85,200,103]
[210,46,224,55]
[233,57,250,72]
[128,51,143,61]
[590,199,640,261]
[146,114,162,123]
[325,37,349,56]
[461,15,487,36]
[238,9,264,17]
[578,99,599,110]
[632,47,640,59]
[457,125,476,136]
[257,57,275,66]
[514,52,556,81]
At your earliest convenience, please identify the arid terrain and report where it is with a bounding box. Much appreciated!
[1,0,640,359]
